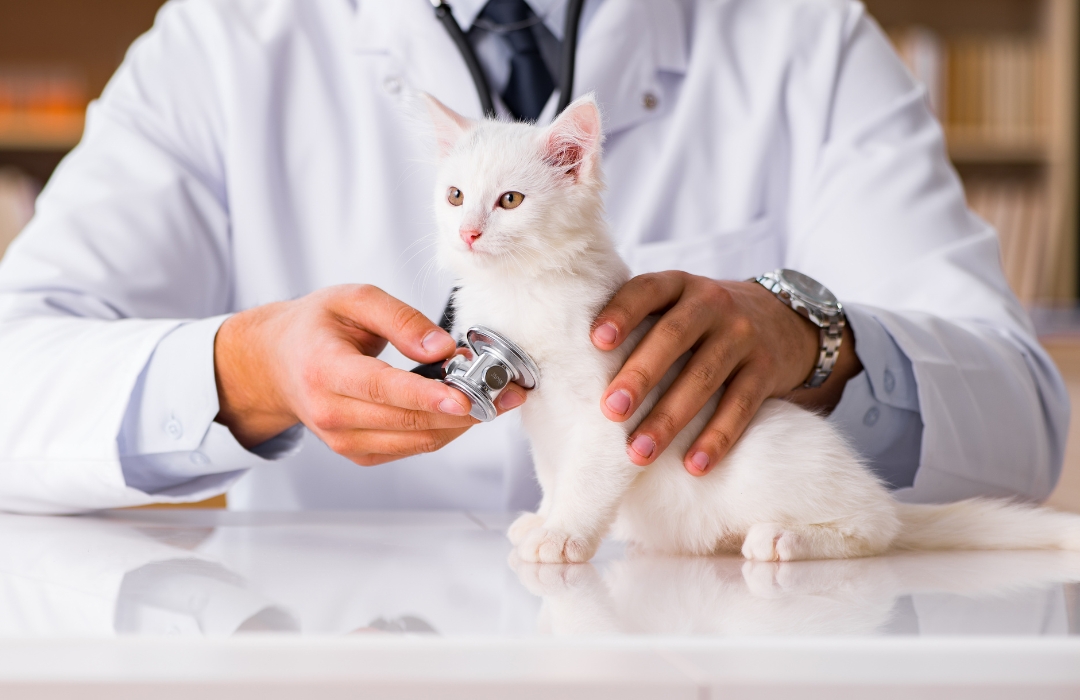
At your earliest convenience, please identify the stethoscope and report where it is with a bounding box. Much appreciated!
[429,0,586,119]
[410,1,586,420]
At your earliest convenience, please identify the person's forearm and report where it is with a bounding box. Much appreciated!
[214,303,299,449]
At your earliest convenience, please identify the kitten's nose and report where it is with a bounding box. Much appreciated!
[460,228,482,248]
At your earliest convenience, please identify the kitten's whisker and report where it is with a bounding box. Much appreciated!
[422,255,447,299]
[402,238,437,272]
[414,251,444,310]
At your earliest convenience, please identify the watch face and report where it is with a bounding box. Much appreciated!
[779,269,839,308]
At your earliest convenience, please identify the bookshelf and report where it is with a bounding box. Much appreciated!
[0,1,165,179]
[866,0,1079,303]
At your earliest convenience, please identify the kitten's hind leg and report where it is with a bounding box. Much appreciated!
[741,522,890,562]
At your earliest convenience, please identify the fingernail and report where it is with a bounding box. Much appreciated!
[605,390,632,415]
[594,323,618,344]
[629,434,655,459]
[498,391,524,410]
[439,397,469,415]
[690,451,710,473]
[422,330,451,354]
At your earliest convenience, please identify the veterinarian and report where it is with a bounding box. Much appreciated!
[0,0,1067,513]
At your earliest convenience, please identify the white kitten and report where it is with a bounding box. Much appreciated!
[424,93,1080,564]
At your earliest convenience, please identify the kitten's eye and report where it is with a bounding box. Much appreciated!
[447,187,464,206]
[498,191,524,210]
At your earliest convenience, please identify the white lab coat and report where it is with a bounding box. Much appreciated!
[0,0,1067,513]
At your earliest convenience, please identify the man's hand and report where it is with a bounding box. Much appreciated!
[213,284,526,465]
[591,272,860,476]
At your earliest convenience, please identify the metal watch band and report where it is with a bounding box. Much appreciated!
[806,320,844,389]
[755,271,845,389]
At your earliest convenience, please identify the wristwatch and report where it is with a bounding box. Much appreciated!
[755,269,845,389]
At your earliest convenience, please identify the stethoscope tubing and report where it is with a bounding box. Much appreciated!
[414,0,586,380]
[433,2,498,118]
[430,0,586,120]
[556,0,585,115]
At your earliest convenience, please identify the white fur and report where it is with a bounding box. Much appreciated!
[423,93,1080,563]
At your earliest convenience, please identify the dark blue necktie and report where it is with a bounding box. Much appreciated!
[476,0,555,121]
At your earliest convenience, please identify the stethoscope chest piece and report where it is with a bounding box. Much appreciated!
[443,326,540,422]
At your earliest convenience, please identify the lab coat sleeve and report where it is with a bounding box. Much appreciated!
[828,304,923,490]
[0,0,291,513]
[786,5,1069,502]
[116,316,304,497]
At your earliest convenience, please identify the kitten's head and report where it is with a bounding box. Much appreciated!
[424,93,605,278]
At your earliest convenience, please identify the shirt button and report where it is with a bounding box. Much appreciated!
[642,92,659,110]
[383,75,403,94]
[165,419,183,440]
[190,451,210,466]
[863,407,880,427]
[883,369,896,394]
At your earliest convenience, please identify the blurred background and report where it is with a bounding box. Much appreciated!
[1,0,1079,510]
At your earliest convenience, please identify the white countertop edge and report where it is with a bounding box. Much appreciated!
[0,635,1078,685]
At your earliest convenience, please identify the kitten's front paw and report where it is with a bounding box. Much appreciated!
[508,512,545,546]
[518,526,598,564]
[741,523,801,562]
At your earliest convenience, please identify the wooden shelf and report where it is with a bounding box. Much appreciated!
[0,112,83,150]
[946,128,1050,163]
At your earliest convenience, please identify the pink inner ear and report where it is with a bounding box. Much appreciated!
[545,138,586,170]
[543,98,601,173]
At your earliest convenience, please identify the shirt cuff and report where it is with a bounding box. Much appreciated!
[828,304,923,489]
[117,315,305,496]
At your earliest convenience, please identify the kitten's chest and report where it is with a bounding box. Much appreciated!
[456,280,597,352]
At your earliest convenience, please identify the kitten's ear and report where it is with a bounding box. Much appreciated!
[421,92,474,158]
[542,94,603,180]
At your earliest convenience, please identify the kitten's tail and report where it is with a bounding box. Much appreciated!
[892,498,1080,552]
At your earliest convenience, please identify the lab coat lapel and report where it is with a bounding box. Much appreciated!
[570,0,688,134]
[352,0,488,119]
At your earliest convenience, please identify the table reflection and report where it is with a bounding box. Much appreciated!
[512,551,1080,636]
[0,511,1076,638]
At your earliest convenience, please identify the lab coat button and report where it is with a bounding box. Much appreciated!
[863,407,880,427]
[165,419,183,439]
[383,75,402,94]
[883,369,895,394]
[642,92,659,110]
[190,451,209,466]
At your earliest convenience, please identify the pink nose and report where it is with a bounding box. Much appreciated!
[460,228,482,248]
